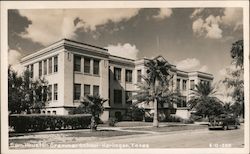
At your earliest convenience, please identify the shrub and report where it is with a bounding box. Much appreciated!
[108,118,117,127]
[9,114,91,133]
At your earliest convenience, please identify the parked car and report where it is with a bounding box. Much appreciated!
[208,115,240,130]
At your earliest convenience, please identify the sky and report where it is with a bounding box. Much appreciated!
[8,8,243,83]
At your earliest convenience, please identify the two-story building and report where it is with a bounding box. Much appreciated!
[20,39,213,121]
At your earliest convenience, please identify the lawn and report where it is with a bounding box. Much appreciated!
[122,124,207,132]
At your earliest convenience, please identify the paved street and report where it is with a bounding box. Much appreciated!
[91,126,244,148]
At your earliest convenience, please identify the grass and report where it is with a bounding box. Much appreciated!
[122,124,207,132]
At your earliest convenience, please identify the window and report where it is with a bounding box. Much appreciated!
[30,64,34,78]
[93,60,99,75]
[125,70,133,82]
[84,84,90,96]
[49,58,52,74]
[84,58,90,73]
[114,67,121,81]
[54,56,58,72]
[114,90,122,104]
[44,60,47,75]
[126,91,132,104]
[93,85,99,96]
[48,85,52,101]
[39,62,42,77]
[54,84,58,100]
[190,80,195,90]
[74,84,81,100]
[177,79,180,90]
[47,111,51,114]
[183,80,187,91]
[74,55,81,72]
[52,111,56,115]
[137,70,142,82]
[177,96,187,107]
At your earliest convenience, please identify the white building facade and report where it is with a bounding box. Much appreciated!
[21,39,213,121]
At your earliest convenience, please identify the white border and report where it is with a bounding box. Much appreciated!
[1,1,249,154]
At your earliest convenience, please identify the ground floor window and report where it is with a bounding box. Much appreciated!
[114,89,122,104]
[74,84,81,100]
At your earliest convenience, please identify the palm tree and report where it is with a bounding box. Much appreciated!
[188,81,224,119]
[135,56,173,127]
[72,95,107,131]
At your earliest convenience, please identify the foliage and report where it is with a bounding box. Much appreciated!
[71,95,107,131]
[132,56,177,127]
[9,114,91,133]
[188,81,224,118]
[8,66,48,114]
[223,40,244,117]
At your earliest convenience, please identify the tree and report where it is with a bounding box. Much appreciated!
[71,95,107,131]
[133,56,174,127]
[188,81,224,118]
[223,40,244,118]
[8,66,48,114]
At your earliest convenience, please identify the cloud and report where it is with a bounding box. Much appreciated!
[105,43,139,60]
[18,9,140,45]
[192,15,222,39]
[8,49,24,74]
[153,8,172,20]
[175,58,208,72]
[191,8,242,39]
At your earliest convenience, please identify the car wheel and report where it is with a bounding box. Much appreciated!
[235,125,238,129]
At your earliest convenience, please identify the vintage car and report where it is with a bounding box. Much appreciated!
[208,115,240,130]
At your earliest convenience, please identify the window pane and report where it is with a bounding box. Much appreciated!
[49,58,52,74]
[190,80,195,90]
[125,70,132,82]
[84,58,90,73]
[74,56,81,72]
[54,56,58,72]
[54,84,58,100]
[183,80,187,91]
[93,60,99,75]
[44,60,47,75]
[84,84,90,96]
[48,85,52,101]
[137,70,141,82]
[30,64,34,78]
[74,84,81,100]
[126,91,132,104]
[93,85,99,96]
[39,62,42,77]
[114,67,121,81]
[114,90,122,104]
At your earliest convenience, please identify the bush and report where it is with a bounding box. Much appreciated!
[108,118,117,127]
[9,114,91,133]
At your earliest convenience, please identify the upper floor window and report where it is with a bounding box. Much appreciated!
[84,58,91,73]
[39,62,42,77]
[44,60,47,75]
[190,80,195,90]
[114,67,121,81]
[114,89,122,104]
[125,70,133,83]
[93,85,99,96]
[137,70,142,82]
[93,60,100,75]
[54,84,58,100]
[48,58,52,74]
[183,80,187,91]
[74,84,81,100]
[54,56,58,72]
[30,64,34,78]
[74,55,81,72]
[177,79,180,90]
[84,84,91,96]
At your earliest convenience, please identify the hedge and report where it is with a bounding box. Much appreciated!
[9,114,92,133]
